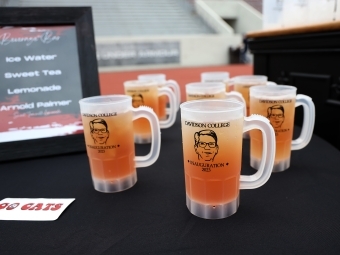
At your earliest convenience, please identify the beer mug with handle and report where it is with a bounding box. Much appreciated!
[249,85,315,172]
[79,95,161,193]
[124,80,177,144]
[180,99,276,219]
[138,73,181,119]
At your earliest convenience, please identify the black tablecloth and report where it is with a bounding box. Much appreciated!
[1,113,340,255]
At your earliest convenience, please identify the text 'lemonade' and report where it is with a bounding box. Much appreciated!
[82,111,136,189]
[250,95,296,169]
[182,117,243,206]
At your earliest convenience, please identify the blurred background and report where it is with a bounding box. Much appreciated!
[2,0,340,150]
[0,0,263,95]
[0,0,262,69]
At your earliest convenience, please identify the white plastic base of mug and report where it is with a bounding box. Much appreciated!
[92,172,137,193]
[186,195,239,219]
[251,157,290,172]
[134,134,152,144]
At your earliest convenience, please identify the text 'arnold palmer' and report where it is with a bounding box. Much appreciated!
[0,100,72,111]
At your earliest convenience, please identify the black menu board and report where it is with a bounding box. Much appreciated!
[0,26,83,142]
[0,7,100,162]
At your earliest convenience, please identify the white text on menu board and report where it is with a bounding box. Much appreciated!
[1,54,73,111]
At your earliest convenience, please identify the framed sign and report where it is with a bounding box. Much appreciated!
[0,7,100,162]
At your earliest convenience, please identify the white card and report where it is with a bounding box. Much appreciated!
[0,198,75,221]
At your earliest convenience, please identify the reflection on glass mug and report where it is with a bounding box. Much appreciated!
[124,80,177,144]
[180,99,276,219]
[138,73,181,120]
[200,71,233,92]
[249,85,315,172]
[79,95,161,193]
[185,82,246,115]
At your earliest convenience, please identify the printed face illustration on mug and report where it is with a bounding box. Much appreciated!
[181,119,240,175]
[249,96,296,171]
[89,119,109,144]
[249,85,315,172]
[132,94,144,108]
[267,105,285,128]
[194,129,219,162]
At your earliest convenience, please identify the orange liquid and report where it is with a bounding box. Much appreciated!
[181,117,243,205]
[249,96,296,164]
[125,85,159,136]
[158,95,167,120]
[224,81,233,92]
[186,91,225,101]
[234,83,265,116]
[82,111,135,181]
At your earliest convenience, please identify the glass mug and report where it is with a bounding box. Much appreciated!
[249,85,315,172]
[124,80,177,144]
[200,71,233,92]
[79,95,161,193]
[180,99,276,219]
[185,82,246,115]
[138,73,181,119]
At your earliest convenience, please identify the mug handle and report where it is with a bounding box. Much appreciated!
[158,87,177,129]
[291,95,315,150]
[225,91,247,116]
[132,106,161,167]
[240,115,276,189]
[165,80,181,112]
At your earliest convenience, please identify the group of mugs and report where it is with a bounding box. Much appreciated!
[78,72,315,220]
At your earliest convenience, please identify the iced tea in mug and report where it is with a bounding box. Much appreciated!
[181,100,276,219]
[138,74,181,120]
[233,75,268,116]
[249,85,315,172]
[79,95,161,193]
[124,80,177,143]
